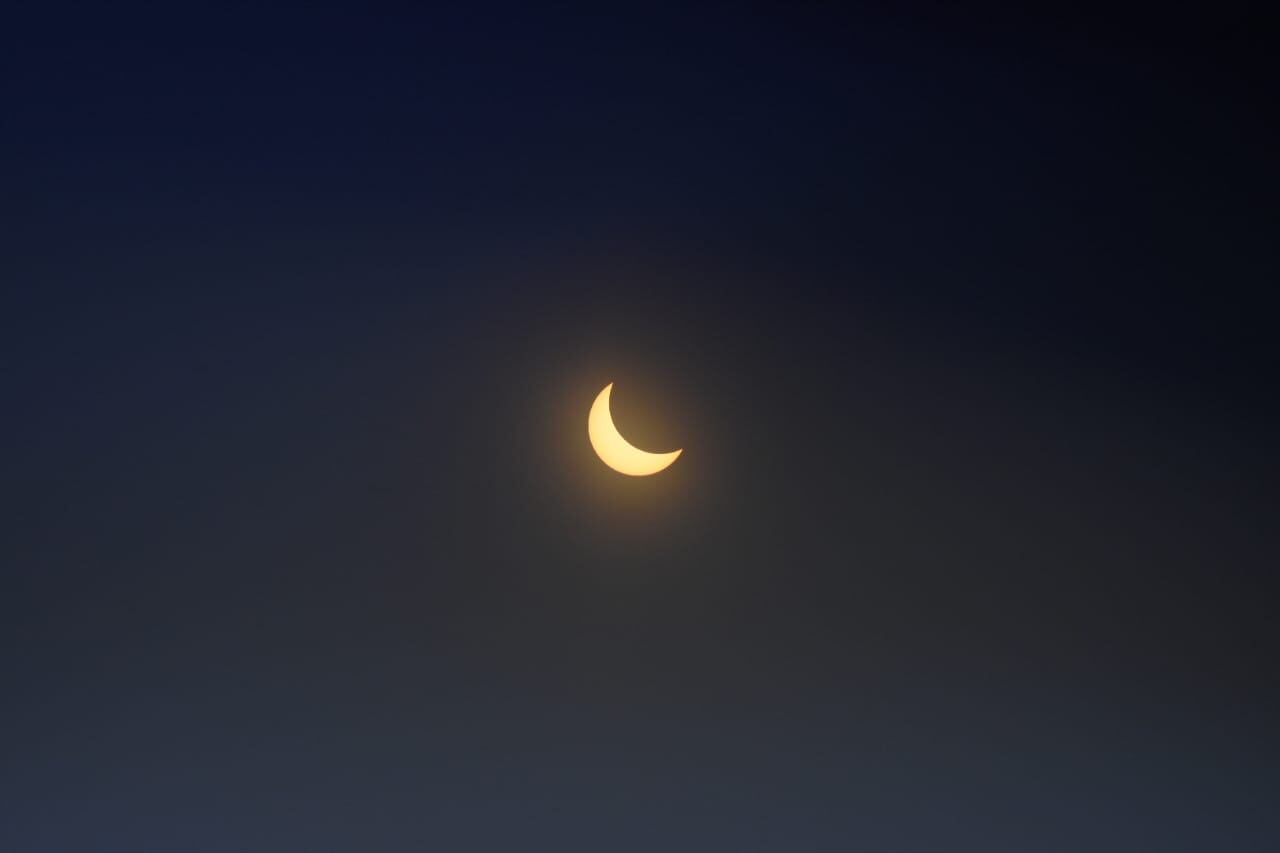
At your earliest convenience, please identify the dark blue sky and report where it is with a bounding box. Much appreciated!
[4,3,1278,849]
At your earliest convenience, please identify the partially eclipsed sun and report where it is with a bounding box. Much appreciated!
[588,383,682,476]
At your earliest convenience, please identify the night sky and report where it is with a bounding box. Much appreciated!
[4,4,1279,849]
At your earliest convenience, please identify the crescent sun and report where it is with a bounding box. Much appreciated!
[588,383,683,476]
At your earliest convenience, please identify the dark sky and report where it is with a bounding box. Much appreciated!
[4,3,1279,850]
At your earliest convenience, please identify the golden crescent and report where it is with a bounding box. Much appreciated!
[587,383,682,476]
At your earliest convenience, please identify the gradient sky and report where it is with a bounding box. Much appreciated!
[4,3,1279,850]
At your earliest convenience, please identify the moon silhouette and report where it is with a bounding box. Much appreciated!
[588,383,683,476]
